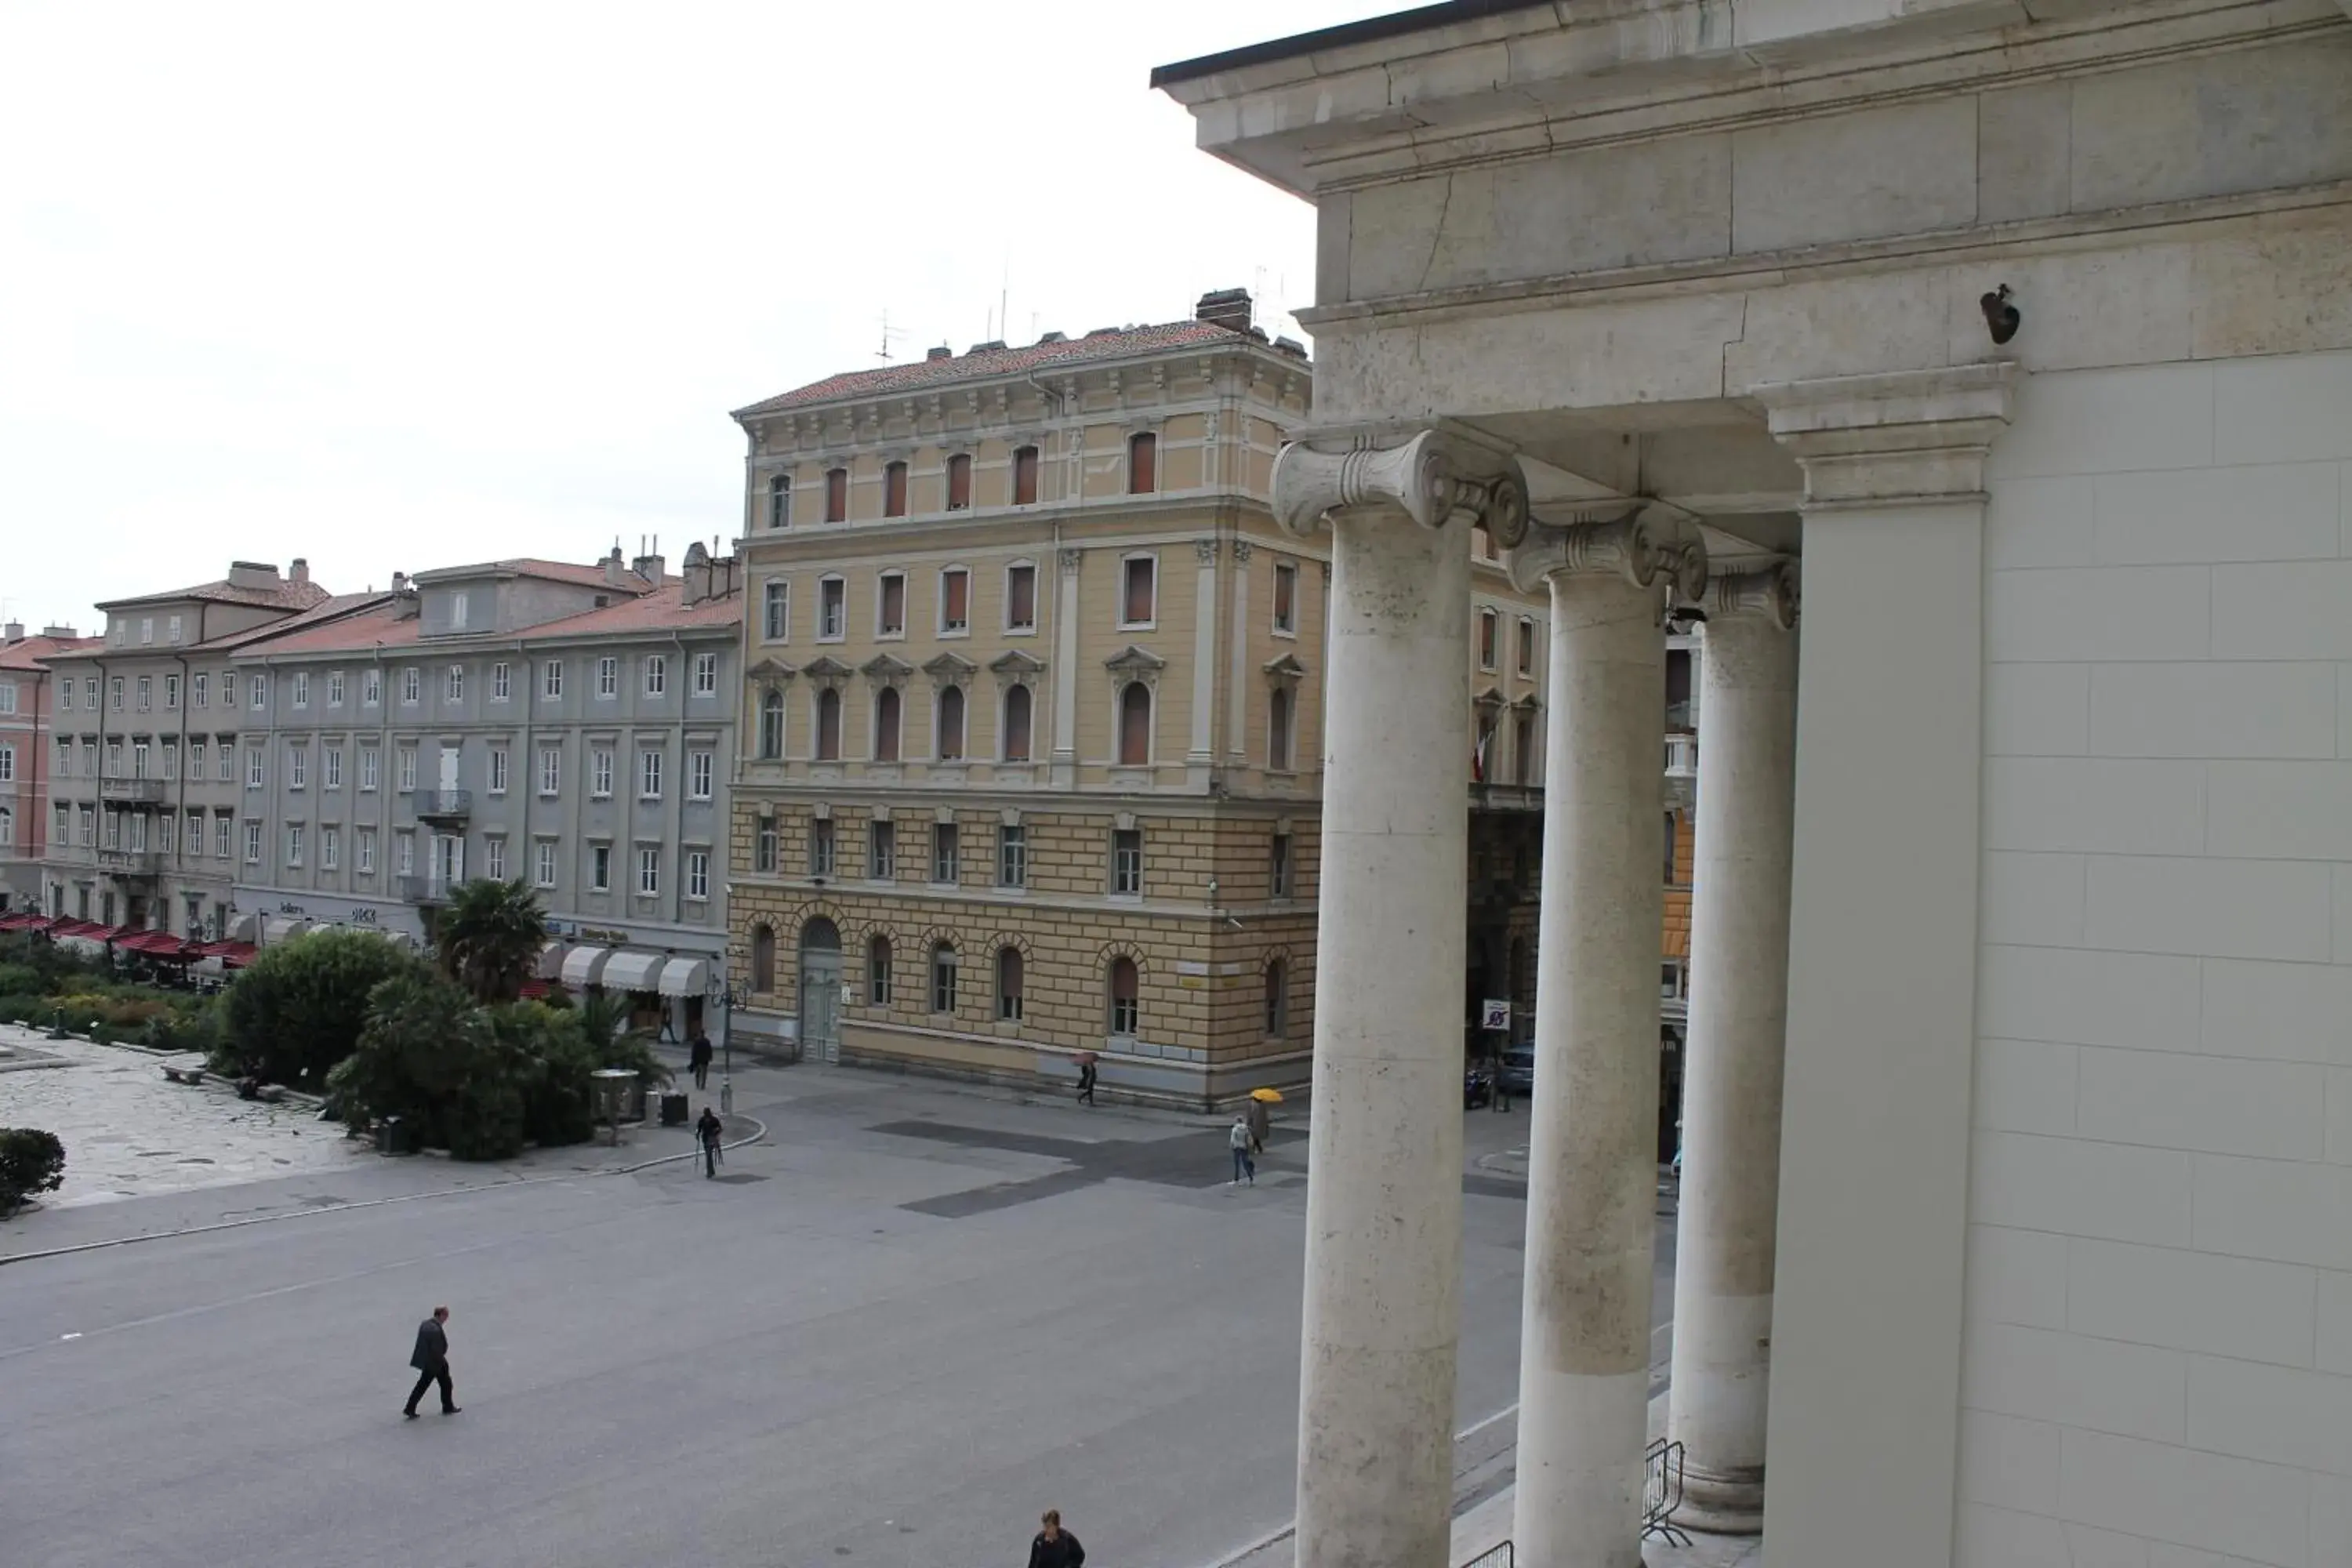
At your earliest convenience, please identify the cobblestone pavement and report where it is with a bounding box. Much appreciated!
[0,1025,369,1208]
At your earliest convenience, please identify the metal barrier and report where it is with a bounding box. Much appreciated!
[1461,1541,1513,1568]
[1643,1437,1691,1547]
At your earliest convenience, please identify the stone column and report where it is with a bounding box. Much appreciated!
[1748,363,2013,1568]
[1272,429,1529,1568]
[1189,538,1220,786]
[1050,548,1081,789]
[1507,510,1705,1568]
[1668,564,1798,1533]
[1227,539,1254,762]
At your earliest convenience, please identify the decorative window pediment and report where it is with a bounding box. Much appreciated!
[746,655,797,681]
[1262,653,1308,688]
[1475,686,1506,712]
[989,648,1047,681]
[860,653,913,686]
[1105,644,1166,695]
[922,652,978,688]
[801,655,852,688]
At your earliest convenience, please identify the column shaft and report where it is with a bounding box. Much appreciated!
[1294,503,1469,1568]
[1668,601,1797,1531]
[1515,567,1666,1568]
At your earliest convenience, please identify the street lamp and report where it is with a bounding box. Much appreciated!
[712,978,740,1114]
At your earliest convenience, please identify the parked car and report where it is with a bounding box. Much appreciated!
[1497,1046,1536,1098]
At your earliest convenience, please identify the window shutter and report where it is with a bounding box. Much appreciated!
[1119,683,1151,766]
[884,461,908,517]
[1123,558,1155,624]
[1013,446,1039,505]
[946,454,971,510]
[1128,433,1156,494]
[1004,685,1032,762]
[1007,564,1036,628]
[943,571,969,629]
[826,467,848,522]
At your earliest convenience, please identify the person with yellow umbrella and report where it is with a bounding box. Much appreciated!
[1244,1087,1279,1156]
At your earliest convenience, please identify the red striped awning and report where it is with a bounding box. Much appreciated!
[118,930,197,958]
[518,978,551,999]
[194,940,260,967]
[0,912,53,932]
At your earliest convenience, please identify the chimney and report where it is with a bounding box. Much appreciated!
[926,345,952,361]
[289,557,310,584]
[3,621,21,643]
[604,544,628,589]
[226,560,284,591]
[632,534,665,586]
[390,572,408,594]
[1195,288,1254,333]
[682,541,712,606]
[41,623,77,640]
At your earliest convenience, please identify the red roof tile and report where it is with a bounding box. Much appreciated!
[0,633,104,671]
[733,320,1262,419]
[193,593,397,653]
[98,577,333,612]
[231,601,423,657]
[412,558,659,593]
[212,578,739,656]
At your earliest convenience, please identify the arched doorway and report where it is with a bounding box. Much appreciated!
[798,916,843,1063]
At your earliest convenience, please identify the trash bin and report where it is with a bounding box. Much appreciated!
[659,1091,688,1127]
[376,1116,412,1155]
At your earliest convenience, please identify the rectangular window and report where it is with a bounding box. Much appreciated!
[156,812,172,854]
[285,823,304,868]
[492,662,510,701]
[322,826,339,871]
[542,659,563,699]
[445,664,464,702]
[0,746,10,783]
[164,673,180,710]
[946,452,972,510]
[288,746,306,789]
[249,673,267,710]
[1516,618,1535,677]
[246,746,265,789]
[532,837,554,888]
[592,749,614,798]
[140,616,153,645]
[1005,563,1036,630]
[1112,828,1143,895]
[358,828,375,873]
[688,750,713,800]
[644,655,666,696]
[939,569,969,633]
[397,832,415,876]
[186,739,205,779]
[85,676,100,707]
[883,460,908,517]
[754,826,778,873]
[1012,445,1039,505]
[825,466,848,523]
[1271,831,1294,898]
[488,747,508,795]
[686,851,710,901]
[878,572,906,636]
[292,670,309,707]
[539,747,561,796]
[110,676,123,711]
[360,747,380,792]
[811,818,835,877]
[244,820,263,864]
[868,820,895,880]
[401,666,420,705]
[485,837,505,880]
[328,669,345,706]
[869,942,891,1006]
[1122,557,1156,626]
[217,743,234,781]
[167,613,182,644]
[448,592,469,631]
[1127,431,1156,493]
[637,847,660,895]
[1273,561,1298,634]
[768,473,790,530]
[365,667,382,706]
[131,739,149,778]
[136,675,151,711]
[693,652,717,695]
[80,805,94,846]
[763,581,789,641]
[397,746,417,792]
[589,844,609,891]
[1479,609,1498,670]
[819,579,845,639]
[321,746,339,789]
[596,657,618,698]
[185,809,202,855]
[162,741,176,778]
[997,824,1027,888]
[931,822,958,884]
[639,750,662,798]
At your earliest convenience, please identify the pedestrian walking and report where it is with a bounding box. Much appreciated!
[688,1029,713,1091]
[1075,1058,1097,1106]
[1229,1116,1255,1185]
[1028,1508,1085,1568]
[696,1106,724,1178]
[402,1305,460,1419]
[1244,1095,1271,1155]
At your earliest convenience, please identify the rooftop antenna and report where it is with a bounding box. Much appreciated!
[876,310,907,362]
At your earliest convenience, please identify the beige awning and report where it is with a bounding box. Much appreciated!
[600,950,666,993]
[535,939,568,979]
[560,946,612,989]
[262,916,310,945]
[656,957,710,998]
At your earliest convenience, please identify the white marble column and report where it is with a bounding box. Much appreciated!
[1226,539,1254,762]
[1509,510,1704,1568]
[1050,547,1080,789]
[1668,564,1798,1533]
[1273,430,1529,1568]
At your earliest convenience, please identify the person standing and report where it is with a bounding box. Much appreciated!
[1029,1508,1085,1568]
[1244,1095,1271,1155]
[688,1029,713,1091]
[695,1106,724,1178]
[403,1306,459,1419]
[1229,1116,1255,1185]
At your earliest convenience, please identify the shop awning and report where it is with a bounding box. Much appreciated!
[0,911,53,932]
[656,957,710,998]
[560,946,612,989]
[54,921,125,945]
[518,978,552,1000]
[194,940,260,968]
[118,930,195,958]
[535,940,568,979]
[599,950,666,994]
[261,916,310,945]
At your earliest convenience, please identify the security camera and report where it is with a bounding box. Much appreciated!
[1980,285,2021,346]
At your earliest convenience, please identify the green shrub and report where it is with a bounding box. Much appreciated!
[216,931,428,1089]
[0,1127,66,1217]
[327,975,536,1160]
[0,961,43,998]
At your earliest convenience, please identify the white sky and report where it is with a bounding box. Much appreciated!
[0,1,1367,631]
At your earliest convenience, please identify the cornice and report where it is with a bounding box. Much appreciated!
[1755,361,2017,506]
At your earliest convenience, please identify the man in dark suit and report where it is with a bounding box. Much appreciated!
[403,1306,460,1419]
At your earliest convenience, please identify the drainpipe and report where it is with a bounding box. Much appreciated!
[669,626,693,1040]
[29,662,49,878]
[170,602,203,932]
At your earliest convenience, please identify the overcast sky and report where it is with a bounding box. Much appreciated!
[0,1,1363,631]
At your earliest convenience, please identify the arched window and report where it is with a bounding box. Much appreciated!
[867,935,892,1005]
[1264,956,1287,1037]
[936,685,965,760]
[996,946,1024,1021]
[1127,431,1156,494]
[750,923,776,992]
[883,460,909,517]
[767,474,790,530]
[815,688,842,760]
[758,690,784,760]
[1002,684,1033,763]
[930,942,958,1014]
[874,687,902,763]
[1117,682,1152,767]
[1109,956,1140,1036]
[1269,688,1293,771]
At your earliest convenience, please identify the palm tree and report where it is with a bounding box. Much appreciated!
[434,878,548,1004]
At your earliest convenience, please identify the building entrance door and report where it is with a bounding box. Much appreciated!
[798,917,842,1064]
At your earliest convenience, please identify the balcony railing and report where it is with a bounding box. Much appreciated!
[98,846,163,876]
[1664,732,1699,778]
[99,775,169,806]
[397,874,452,905]
[414,788,472,823]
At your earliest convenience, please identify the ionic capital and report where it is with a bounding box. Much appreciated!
[1271,428,1530,545]
[1705,564,1798,631]
[1753,362,2016,510]
[1506,508,1708,611]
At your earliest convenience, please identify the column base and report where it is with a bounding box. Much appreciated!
[1673,1463,1765,1535]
